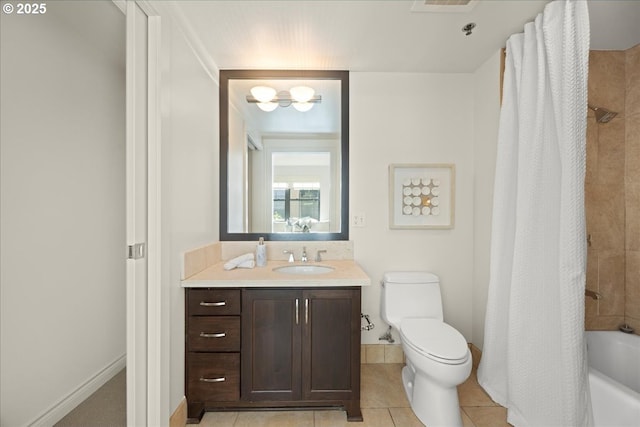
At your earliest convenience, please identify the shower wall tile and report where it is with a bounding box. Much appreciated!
[586,248,598,291]
[585,248,598,317]
[626,44,640,330]
[589,51,626,118]
[585,314,625,331]
[585,184,625,252]
[627,112,640,183]
[597,120,626,185]
[627,182,640,251]
[626,251,640,319]
[586,45,640,332]
[626,44,640,117]
[585,119,598,184]
[597,252,625,316]
[585,295,598,319]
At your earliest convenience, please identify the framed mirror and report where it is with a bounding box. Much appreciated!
[220,70,349,241]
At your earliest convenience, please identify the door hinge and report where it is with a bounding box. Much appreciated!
[127,243,146,260]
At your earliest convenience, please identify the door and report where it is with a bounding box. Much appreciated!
[302,289,361,401]
[241,289,302,401]
[125,2,161,426]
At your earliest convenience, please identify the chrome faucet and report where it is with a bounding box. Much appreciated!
[283,249,295,263]
[315,249,327,262]
[301,247,308,263]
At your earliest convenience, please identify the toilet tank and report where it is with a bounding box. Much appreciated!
[381,271,443,329]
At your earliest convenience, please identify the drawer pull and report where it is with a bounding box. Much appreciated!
[200,301,226,307]
[199,376,226,383]
[199,332,226,338]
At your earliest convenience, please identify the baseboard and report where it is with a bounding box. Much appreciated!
[361,344,405,364]
[27,354,126,427]
[469,343,482,369]
[170,396,188,427]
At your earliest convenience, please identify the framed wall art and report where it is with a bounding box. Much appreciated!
[389,163,455,229]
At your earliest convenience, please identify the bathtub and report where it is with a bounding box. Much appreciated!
[586,331,640,427]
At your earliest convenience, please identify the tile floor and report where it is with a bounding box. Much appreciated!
[189,364,511,427]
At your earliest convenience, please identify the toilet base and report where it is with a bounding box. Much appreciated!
[401,365,464,427]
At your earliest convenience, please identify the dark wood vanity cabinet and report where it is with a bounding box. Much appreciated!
[302,288,361,409]
[241,289,302,401]
[242,288,361,405]
[185,289,241,420]
[185,287,362,422]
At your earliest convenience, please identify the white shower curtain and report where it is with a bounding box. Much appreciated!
[477,1,591,426]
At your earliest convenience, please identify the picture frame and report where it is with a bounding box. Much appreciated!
[389,163,455,229]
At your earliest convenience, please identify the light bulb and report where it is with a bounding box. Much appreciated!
[293,102,314,112]
[290,86,314,103]
[250,86,276,103]
[256,102,278,112]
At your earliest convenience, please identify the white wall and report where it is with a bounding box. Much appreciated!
[158,16,219,420]
[0,2,126,426]
[472,50,502,350]
[350,72,475,343]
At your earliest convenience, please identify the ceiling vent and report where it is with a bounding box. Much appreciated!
[411,0,478,13]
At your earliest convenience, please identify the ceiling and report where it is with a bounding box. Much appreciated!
[168,0,640,73]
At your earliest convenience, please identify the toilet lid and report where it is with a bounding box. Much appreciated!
[400,318,469,364]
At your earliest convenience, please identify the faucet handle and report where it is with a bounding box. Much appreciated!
[283,249,295,263]
[315,249,327,262]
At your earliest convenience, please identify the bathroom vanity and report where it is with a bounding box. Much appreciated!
[182,259,370,423]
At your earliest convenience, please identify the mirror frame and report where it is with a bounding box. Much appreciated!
[219,69,349,241]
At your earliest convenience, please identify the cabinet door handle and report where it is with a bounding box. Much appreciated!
[305,298,309,324]
[199,376,225,383]
[199,332,226,338]
[295,299,299,324]
[200,301,226,307]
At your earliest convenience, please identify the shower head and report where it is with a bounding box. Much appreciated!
[588,104,618,123]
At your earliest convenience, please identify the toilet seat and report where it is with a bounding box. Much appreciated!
[400,318,469,365]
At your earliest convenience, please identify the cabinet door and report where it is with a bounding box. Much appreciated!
[302,288,361,401]
[241,289,302,401]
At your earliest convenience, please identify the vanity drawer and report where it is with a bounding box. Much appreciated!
[188,289,240,316]
[188,316,240,352]
[187,353,240,402]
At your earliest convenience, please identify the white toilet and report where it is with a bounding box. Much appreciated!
[381,271,471,427]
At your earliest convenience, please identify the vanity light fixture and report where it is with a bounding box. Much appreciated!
[247,85,322,112]
[290,86,314,102]
[256,101,278,112]
[250,86,277,102]
[293,102,314,112]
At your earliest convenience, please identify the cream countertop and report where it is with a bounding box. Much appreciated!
[181,259,371,288]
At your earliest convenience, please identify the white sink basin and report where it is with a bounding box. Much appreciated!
[273,265,335,275]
